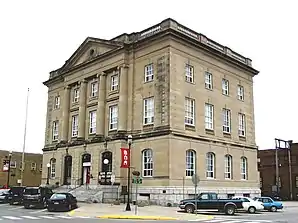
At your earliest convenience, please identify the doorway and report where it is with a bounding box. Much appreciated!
[63,155,72,185]
[81,153,91,185]
[99,151,112,185]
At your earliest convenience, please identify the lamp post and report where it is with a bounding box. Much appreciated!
[125,135,132,211]
[46,163,51,185]
[6,151,12,188]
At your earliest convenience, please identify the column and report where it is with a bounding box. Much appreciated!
[96,72,106,136]
[61,85,70,142]
[118,65,129,132]
[78,79,87,139]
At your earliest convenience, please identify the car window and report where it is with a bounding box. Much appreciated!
[200,194,209,200]
[263,198,271,203]
[210,194,217,200]
[24,188,40,195]
[51,194,66,199]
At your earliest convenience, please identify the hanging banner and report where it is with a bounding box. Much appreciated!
[120,148,130,168]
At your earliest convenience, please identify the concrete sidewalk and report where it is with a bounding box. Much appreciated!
[283,201,298,207]
[68,203,214,221]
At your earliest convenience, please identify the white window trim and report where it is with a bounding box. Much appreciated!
[50,159,56,179]
[222,79,229,95]
[10,161,17,168]
[31,162,36,170]
[89,111,96,134]
[71,115,78,137]
[90,82,98,97]
[142,149,153,177]
[185,98,195,126]
[54,96,60,109]
[73,88,80,103]
[185,64,194,83]
[238,113,246,137]
[143,97,154,125]
[109,105,118,130]
[110,74,119,91]
[205,72,213,89]
[144,64,154,82]
[224,155,232,179]
[205,103,214,130]
[186,150,196,177]
[241,157,248,180]
[206,153,215,179]
[52,120,59,141]
[222,108,231,133]
[237,85,244,101]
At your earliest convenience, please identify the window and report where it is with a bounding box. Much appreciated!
[73,89,79,103]
[222,79,229,95]
[109,105,118,130]
[238,113,246,137]
[260,177,263,188]
[241,157,248,180]
[143,97,154,124]
[54,96,60,109]
[39,163,42,171]
[206,153,215,178]
[50,159,56,178]
[89,111,96,134]
[237,85,244,101]
[144,64,154,82]
[142,149,153,177]
[186,150,196,177]
[205,72,213,89]
[224,155,232,179]
[31,162,36,170]
[110,74,118,91]
[90,82,98,97]
[52,121,59,141]
[185,64,194,83]
[10,161,16,168]
[205,104,214,130]
[71,115,78,137]
[222,108,231,133]
[185,98,195,126]
[295,176,298,188]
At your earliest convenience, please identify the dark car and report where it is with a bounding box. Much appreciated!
[8,186,26,205]
[0,189,10,203]
[23,186,54,209]
[179,192,243,215]
[47,193,78,212]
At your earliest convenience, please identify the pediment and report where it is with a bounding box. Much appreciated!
[61,37,122,71]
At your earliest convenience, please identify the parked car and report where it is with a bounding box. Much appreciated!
[8,186,26,205]
[253,197,283,212]
[23,186,54,209]
[232,196,264,213]
[0,189,10,203]
[47,193,78,212]
[179,192,243,215]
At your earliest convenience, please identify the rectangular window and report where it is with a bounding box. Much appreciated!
[237,85,244,101]
[39,163,42,171]
[222,79,229,95]
[71,115,78,137]
[73,89,79,103]
[89,111,96,134]
[260,177,263,188]
[110,74,118,91]
[54,96,60,109]
[185,64,194,83]
[31,162,36,170]
[90,82,98,97]
[205,103,214,130]
[222,108,231,133]
[296,176,298,188]
[52,121,59,141]
[10,161,16,168]
[109,105,118,130]
[185,98,195,126]
[144,64,154,82]
[238,113,246,137]
[143,97,154,124]
[205,72,213,89]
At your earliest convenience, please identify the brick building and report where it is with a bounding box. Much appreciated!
[258,143,298,200]
[0,150,43,187]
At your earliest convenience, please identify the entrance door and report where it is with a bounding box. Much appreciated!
[99,151,112,185]
[83,166,90,185]
[63,155,72,185]
[81,153,91,185]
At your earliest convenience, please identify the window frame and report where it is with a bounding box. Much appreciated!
[205,103,214,130]
[186,150,196,177]
[110,74,119,91]
[52,120,59,141]
[206,152,215,179]
[238,113,246,137]
[50,159,56,179]
[185,64,194,83]
[73,88,80,103]
[144,64,154,82]
[71,115,78,137]
[222,79,229,95]
[142,149,153,177]
[109,105,118,130]
[143,97,155,125]
[31,162,37,170]
[90,82,98,97]
[205,72,213,89]
[224,155,232,179]
[222,108,231,133]
[185,98,195,126]
[89,111,97,134]
[241,157,248,180]
[54,96,60,109]
[237,85,244,101]
[10,161,17,168]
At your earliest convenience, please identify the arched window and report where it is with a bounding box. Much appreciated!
[186,150,196,176]
[206,152,215,178]
[142,149,153,177]
[224,155,232,179]
[50,158,56,178]
[241,156,248,180]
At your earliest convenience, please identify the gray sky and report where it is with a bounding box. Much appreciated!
[1,0,296,153]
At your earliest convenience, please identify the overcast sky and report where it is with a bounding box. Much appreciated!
[0,0,297,153]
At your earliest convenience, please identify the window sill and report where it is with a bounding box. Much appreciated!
[72,102,79,106]
[89,132,96,136]
[223,132,231,138]
[144,80,154,84]
[185,80,196,85]
[222,93,229,97]
[109,90,119,96]
[205,87,213,91]
[53,108,60,110]
[205,129,214,135]
[142,176,153,178]
[237,98,244,102]
[185,124,196,131]
[89,96,98,101]
[206,177,215,180]
[239,136,246,141]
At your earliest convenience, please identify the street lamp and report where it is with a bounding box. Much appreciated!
[6,151,12,188]
[46,163,51,185]
[125,135,132,211]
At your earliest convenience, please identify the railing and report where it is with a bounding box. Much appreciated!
[70,178,82,192]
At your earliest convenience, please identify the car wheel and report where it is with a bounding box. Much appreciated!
[248,206,256,214]
[270,206,277,212]
[225,205,236,215]
[185,205,195,214]
[68,204,72,211]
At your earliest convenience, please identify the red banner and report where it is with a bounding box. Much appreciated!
[120,148,130,168]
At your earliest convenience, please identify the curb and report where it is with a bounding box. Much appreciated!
[97,215,178,220]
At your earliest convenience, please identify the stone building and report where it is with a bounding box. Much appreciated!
[42,18,260,202]
[0,150,42,187]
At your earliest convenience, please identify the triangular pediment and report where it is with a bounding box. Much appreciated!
[61,37,123,71]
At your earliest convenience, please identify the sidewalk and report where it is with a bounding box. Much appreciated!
[283,201,298,208]
[68,203,214,221]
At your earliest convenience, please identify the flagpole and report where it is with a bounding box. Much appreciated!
[20,88,30,186]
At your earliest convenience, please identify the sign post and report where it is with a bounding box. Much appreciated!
[132,170,142,215]
[192,174,200,215]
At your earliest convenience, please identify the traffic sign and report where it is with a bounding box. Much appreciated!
[132,176,143,184]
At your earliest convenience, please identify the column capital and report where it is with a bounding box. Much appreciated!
[96,72,106,78]
[117,64,129,70]
[79,79,88,85]
[64,85,71,90]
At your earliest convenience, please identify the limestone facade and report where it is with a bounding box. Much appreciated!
[42,18,260,202]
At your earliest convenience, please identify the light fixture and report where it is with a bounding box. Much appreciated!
[103,159,109,165]
[46,163,51,168]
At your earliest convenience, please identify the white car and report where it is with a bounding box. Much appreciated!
[232,196,264,213]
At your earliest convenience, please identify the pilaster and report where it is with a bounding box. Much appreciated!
[96,72,106,136]
[118,65,129,132]
[61,85,71,142]
[78,79,87,139]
